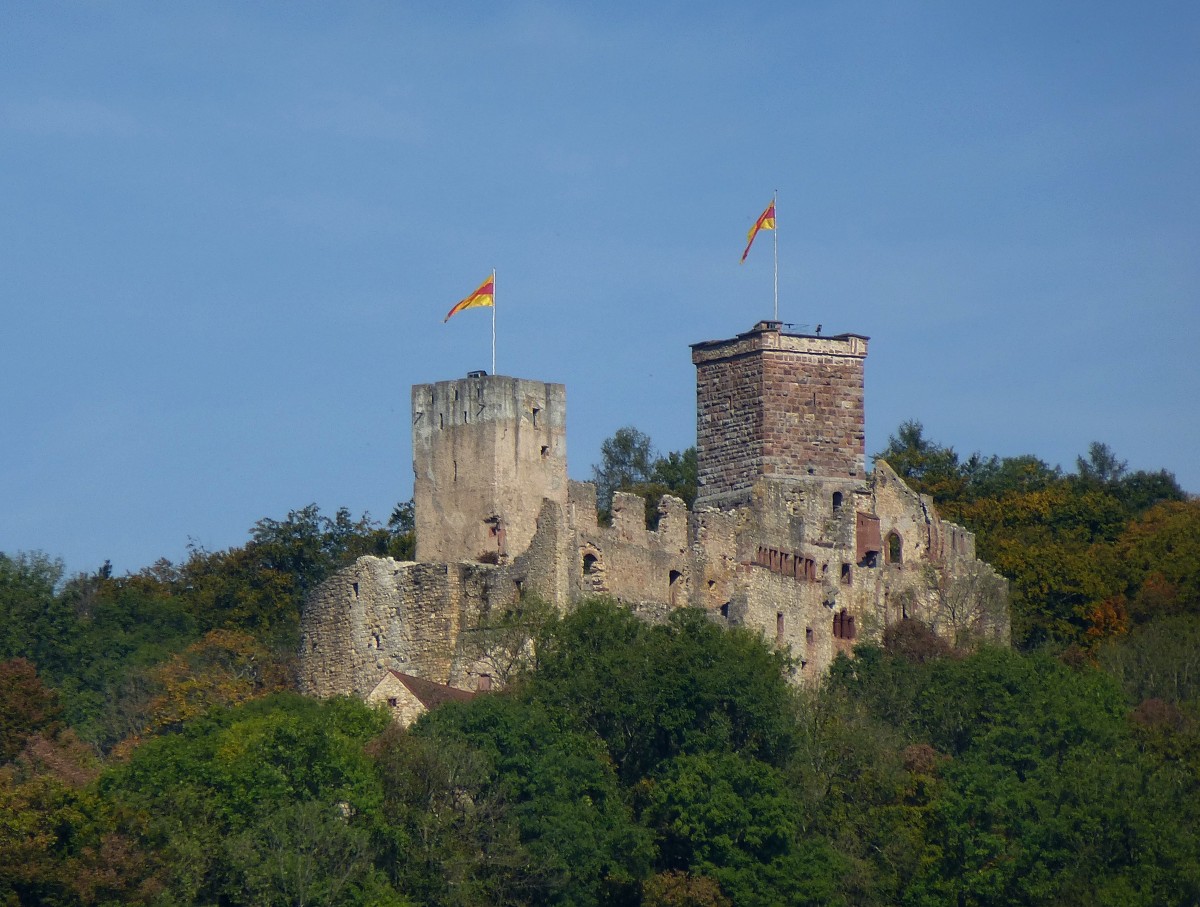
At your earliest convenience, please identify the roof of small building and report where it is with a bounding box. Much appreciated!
[383,670,476,710]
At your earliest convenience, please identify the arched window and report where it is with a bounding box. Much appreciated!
[582,553,598,574]
[832,491,844,513]
[886,532,903,565]
[669,570,683,607]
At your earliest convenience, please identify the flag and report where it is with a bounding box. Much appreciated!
[443,272,495,322]
[740,200,776,263]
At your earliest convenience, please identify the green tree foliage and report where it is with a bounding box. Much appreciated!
[177,503,398,640]
[593,427,697,524]
[527,601,798,784]
[0,552,73,675]
[416,693,652,907]
[99,693,399,906]
[829,640,1200,905]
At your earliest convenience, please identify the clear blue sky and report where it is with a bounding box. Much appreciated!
[3,2,1198,576]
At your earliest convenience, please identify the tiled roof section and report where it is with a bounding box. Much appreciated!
[387,670,476,710]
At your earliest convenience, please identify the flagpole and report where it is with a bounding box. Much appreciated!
[491,269,497,376]
[773,189,779,322]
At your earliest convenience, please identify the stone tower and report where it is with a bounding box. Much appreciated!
[691,321,868,508]
[412,373,567,564]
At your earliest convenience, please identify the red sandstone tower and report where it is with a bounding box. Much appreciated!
[691,321,869,508]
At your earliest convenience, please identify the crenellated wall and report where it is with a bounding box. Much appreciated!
[299,324,1010,702]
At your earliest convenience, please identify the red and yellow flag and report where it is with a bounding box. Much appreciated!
[740,200,776,263]
[443,272,495,322]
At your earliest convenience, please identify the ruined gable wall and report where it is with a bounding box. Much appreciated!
[870,459,1009,645]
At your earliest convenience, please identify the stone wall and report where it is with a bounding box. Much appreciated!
[572,487,690,605]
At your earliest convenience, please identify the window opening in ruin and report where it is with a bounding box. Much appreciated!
[841,563,851,584]
[776,611,785,642]
[833,610,857,640]
[387,697,398,708]
[583,553,598,574]
[720,602,730,619]
[532,406,540,428]
[454,388,459,401]
[832,491,843,512]
[513,578,523,594]
[669,570,683,607]
[478,674,492,692]
[352,582,359,600]
[439,413,444,429]
[541,445,549,458]
[887,532,903,565]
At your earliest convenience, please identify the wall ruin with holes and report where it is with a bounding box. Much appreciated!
[300,323,1008,701]
[299,455,1009,699]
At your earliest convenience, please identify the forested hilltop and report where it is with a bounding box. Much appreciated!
[2,426,1197,906]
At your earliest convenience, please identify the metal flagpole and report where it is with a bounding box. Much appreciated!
[491,269,497,376]
[773,189,779,322]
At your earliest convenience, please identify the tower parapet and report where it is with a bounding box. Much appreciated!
[691,321,868,508]
[412,373,567,564]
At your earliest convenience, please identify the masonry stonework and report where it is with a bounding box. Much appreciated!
[299,324,1009,704]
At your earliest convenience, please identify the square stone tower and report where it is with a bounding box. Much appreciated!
[412,373,567,564]
[691,321,868,508]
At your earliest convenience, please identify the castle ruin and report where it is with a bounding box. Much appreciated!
[299,321,1008,702]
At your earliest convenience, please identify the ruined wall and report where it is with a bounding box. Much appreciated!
[412,375,567,564]
[299,557,513,698]
[571,484,691,606]
[692,321,868,508]
[301,322,1010,705]
[871,459,1009,645]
